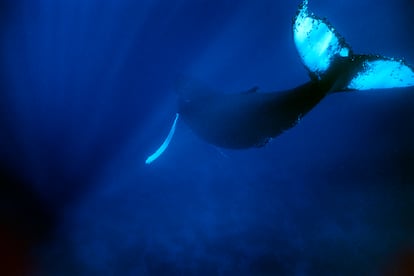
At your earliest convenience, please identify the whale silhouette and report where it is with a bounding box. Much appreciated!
[145,0,414,164]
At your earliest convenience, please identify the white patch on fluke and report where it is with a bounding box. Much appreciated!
[293,0,350,78]
[347,58,414,90]
[145,113,179,164]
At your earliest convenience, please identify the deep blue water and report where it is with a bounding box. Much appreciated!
[0,0,413,275]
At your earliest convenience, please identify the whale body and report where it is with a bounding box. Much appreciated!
[177,80,329,149]
[176,0,414,150]
[145,0,414,163]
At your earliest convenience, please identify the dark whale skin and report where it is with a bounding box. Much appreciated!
[178,81,329,149]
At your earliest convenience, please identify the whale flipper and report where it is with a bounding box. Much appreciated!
[145,113,179,164]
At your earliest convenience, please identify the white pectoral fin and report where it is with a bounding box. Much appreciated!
[145,113,179,164]
[347,56,414,90]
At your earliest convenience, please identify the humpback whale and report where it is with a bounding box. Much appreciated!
[145,0,414,163]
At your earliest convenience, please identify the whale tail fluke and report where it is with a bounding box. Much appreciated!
[293,0,414,91]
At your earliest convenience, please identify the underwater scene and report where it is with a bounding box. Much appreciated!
[0,0,413,275]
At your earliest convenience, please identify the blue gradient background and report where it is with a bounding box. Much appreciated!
[0,0,413,275]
